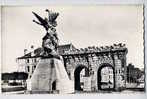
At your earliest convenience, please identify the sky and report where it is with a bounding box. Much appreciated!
[1,5,144,73]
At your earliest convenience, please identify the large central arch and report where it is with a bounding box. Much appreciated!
[97,63,115,91]
[74,65,88,91]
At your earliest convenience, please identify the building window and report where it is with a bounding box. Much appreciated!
[34,65,36,69]
[27,66,30,72]
[31,65,36,73]
[119,70,121,74]
[34,58,37,62]
[27,59,29,63]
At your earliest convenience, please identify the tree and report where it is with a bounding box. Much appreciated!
[127,63,143,83]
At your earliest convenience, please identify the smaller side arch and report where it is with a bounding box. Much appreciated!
[74,65,89,91]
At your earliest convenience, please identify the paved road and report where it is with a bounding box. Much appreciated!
[2,91,25,94]
[2,90,144,94]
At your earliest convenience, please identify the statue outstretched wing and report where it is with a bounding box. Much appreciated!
[32,12,49,30]
[32,10,59,31]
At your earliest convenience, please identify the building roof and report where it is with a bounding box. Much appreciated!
[17,43,127,59]
[58,43,76,49]
[17,43,75,59]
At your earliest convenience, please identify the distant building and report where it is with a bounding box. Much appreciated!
[17,44,75,78]
[58,43,76,54]
[17,43,128,92]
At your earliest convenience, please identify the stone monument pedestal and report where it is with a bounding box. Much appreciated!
[27,56,74,94]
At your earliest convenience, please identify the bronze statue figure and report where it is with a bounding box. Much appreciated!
[32,9,59,56]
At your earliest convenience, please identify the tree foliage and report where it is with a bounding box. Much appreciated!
[2,72,28,80]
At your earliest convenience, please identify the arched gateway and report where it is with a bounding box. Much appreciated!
[74,65,89,91]
[97,64,115,90]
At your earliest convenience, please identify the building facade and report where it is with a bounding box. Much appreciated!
[17,43,128,92]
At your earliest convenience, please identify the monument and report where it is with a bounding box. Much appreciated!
[26,9,74,94]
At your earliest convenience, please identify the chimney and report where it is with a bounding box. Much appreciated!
[30,45,35,56]
[24,49,28,55]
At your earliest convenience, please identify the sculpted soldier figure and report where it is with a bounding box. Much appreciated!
[32,9,59,56]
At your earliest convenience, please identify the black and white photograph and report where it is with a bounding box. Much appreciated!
[1,5,145,94]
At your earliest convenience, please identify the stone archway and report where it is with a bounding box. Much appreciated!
[97,63,115,91]
[74,65,88,91]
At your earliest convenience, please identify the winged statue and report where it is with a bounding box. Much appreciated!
[32,10,59,31]
[32,9,59,56]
